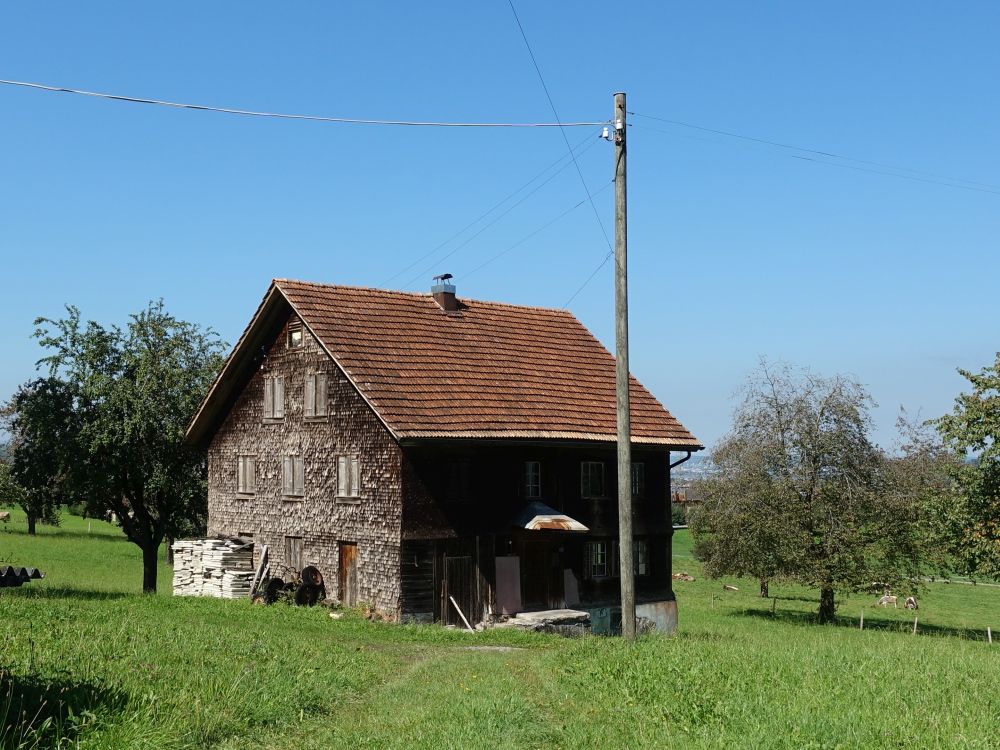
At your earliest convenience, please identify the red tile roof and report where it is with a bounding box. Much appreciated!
[273,280,700,447]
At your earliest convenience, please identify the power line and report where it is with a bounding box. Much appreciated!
[398,135,603,290]
[563,249,614,309]
[631,112,1000,194]
[465,179,614,279]
[381,128,601,287]
[506,2,614,251]
[0,78,606,128]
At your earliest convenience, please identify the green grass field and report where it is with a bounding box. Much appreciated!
[1,509,998,749]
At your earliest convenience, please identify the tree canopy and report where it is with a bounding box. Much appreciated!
[691,363,939,622]
[21,301,226,591]
[935,352,1000,579]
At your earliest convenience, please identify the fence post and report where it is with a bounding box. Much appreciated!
[859,609,864,631]
[912,616,918,635]
[988,627,993,645]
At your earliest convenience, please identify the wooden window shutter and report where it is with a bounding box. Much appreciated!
[237,458,244,493]
[304,374,316,417]
[274,377,285,418]
[294,457,305,496]
[350,456,360,496]
[263,378,274,419]
[316,373,328,416]
[247,457,255,493]
[282,456,293,495]
[337,455,348,497]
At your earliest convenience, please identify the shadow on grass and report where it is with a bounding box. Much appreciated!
[728,606,993,641]
[0,528,128,544]
[1,668,127,749]
[4,587,136,602]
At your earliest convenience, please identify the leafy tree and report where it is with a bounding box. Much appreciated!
[0,379,74,534]
[691,363,935,623]
[935,353,1000,579]
[27,301,226,592]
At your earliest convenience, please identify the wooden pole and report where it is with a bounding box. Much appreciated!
[449,595,475,633]
[912,616,918,635]
[859,608,864,630]
[988,627,992,645]
[613,91,635,641]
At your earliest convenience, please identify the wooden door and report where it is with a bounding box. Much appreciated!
[443,556,473,627]
[521,539,565,610]
[338,542,358,606]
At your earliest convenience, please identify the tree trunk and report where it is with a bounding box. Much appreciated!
[760,579,769,598]
[142,544,159,594]
[26,513,37,536]
[818,586,836,623]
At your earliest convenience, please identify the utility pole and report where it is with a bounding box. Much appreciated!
[613,92,635,640]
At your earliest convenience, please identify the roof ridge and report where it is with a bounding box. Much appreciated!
[271,278,578,317]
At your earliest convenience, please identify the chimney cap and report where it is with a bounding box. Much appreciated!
[433,273,453,282]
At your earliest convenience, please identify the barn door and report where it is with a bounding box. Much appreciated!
[338,542,358,606]
[443,555,473,627]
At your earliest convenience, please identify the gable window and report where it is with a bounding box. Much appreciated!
[631,463,645,499]
[524,461,541,499]
[304,372,329,418]
[236,456,256,495]
[337,455,361,499]
[585,540,609,578]
[263,376,285,420]
[285,536,304,570]
[635,538,649,576]
[581,461,605,499]
[446,460,471,503]
[287,321,303,349]
[282,455,305,497]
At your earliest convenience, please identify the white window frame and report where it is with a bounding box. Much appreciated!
[287,321,303,349]
[524,461,541,499]
[586,540,609,578]
[236,456,256,495]
[304,371,329,418]
[263,375,285,420]
[282,455,305,498]
[581,461,605,499]
[337,454,361,500]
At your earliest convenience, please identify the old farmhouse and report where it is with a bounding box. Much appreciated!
[185,278,702,631]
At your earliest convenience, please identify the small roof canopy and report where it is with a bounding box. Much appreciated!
[513,501,589,533]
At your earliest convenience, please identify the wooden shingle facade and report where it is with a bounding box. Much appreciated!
[187,279,702,629]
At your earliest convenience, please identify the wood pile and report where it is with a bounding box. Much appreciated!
[172,539,254,599]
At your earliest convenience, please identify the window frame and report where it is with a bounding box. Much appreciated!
[287,321,304,349]
[304,371,329,419]
[282,455,305,498]
[631,462,646,499]
[236,455,256,496]
[263,375,285,421]
[585,540,610,578]
[445,459,471,504]
[580,461,606,499]
[635,538,649,576]
[524,460,542,499]
[336,454,362,501]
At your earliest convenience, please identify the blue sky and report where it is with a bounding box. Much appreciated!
[1,2,997,449]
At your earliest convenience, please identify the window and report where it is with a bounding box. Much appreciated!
[337,455,361,499]
[635,539,649,576]
[304,372,329,418]
[581,461,605,498]
[285,536,303,570]
[263,376,285,420]
[446,460,470,503]
[288,321,303,349]
[524,461,541,499]
[631,463,645,499]
[236,456,256,495]
[585,540,609,578]
[282,456,305,497]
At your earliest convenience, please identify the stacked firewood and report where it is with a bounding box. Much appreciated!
[171,539,254,599]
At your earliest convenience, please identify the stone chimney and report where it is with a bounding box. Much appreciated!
[431,274,458,311]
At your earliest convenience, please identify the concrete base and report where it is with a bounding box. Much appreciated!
[493,608,591,636]
[583,599,678,635]
[637,599,678,634]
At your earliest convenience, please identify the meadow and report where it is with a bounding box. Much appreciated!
[1,508,998,749]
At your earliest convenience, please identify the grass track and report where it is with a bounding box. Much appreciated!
[1,509,998,749]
